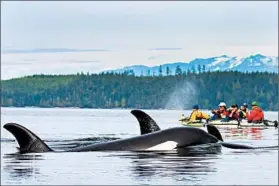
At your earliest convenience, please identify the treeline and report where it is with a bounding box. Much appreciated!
[120,63,208,76]
[1,71,278,111]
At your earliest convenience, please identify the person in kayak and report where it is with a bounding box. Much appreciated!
[227,104,239,120]
[186,105,210,124]
[210,102,229,121]
[238,103,249,119]
[246,101,264,123]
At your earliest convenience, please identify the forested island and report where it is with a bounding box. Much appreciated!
[1,70,278,111]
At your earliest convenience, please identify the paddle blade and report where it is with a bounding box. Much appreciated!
[206,124,223,141]
[274,121,278,128]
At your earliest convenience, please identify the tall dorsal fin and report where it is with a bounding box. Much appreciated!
[3,123,53,153]
[131,110,161,135]
[206,124,223,141]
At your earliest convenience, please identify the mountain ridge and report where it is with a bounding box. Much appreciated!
[103,54,278,76]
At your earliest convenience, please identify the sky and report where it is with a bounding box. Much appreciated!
[1,1,278,80]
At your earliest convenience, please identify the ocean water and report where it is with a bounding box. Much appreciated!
[1,107,278,185]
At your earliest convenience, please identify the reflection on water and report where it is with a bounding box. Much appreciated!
[221,127,264,140]
[3,153,43,183]
[105,144,222,183]
[2,144,222,185]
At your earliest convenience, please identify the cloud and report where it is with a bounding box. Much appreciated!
[1,51,104,79]
[1,1,277,50]
[148,55,166,60]
[1,48,110,54]
[3,62,34,66]
[67,60,101,64]
[1,1,277,79]
[149,48,182,51]
[2,46,278,80]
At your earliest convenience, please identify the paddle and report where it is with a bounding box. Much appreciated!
[178,118,188,122]
[263,119,278,128]
[206,124,278,149]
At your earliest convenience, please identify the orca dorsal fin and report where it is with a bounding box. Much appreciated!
[3,123,53,153]
[206,124,223,141]
[131,110,161,135]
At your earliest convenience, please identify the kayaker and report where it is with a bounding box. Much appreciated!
[246,101,264,123]
[210,102,229,121]
[228,104,239,120]
[239,103,249,119]
[186,105,210,124]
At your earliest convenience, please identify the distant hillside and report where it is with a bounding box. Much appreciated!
[103,54,278,76]
[1,71,278,111]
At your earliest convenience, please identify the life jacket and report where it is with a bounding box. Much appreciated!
[239,109,247,118]
[247,106,264,122]
[229,111,239,120]
[196,111,210,120]
[189,110,210,122]
[219,109,229,118]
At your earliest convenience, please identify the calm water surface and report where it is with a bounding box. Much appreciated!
[1,107,278,185]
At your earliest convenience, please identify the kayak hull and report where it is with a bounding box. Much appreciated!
[181,120,273,129]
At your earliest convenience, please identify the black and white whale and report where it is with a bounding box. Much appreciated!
[3,110,278,154]
[3,122,220,153]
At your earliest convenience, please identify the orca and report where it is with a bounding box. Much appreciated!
[4,122,277,154]
[3,122,220,153]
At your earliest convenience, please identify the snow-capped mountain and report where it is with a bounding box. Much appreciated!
[103,54,278,76]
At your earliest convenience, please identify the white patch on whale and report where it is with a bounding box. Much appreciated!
[145,141,178,151]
